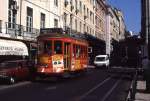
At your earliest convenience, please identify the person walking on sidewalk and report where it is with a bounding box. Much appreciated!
[142,56,150,92]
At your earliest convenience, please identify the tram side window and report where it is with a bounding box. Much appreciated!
[76,45,80,58]
[73,45,76,57]
[54,41,62,54]
[80,46,83,58]
[44,41,52,55]
[85,46,87,58]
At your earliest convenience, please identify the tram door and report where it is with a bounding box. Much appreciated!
[64,43,71,69]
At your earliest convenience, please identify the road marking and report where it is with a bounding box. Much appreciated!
[77,77,112,101]
[0,81,31,91]
[87,65,95,69]
[101,79,121,101]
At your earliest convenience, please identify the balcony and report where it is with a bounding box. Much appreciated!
[4,22,40,41]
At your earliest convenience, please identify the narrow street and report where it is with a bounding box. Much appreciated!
[0,67,132,101]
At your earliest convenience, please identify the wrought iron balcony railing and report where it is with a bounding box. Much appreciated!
[5,22,40,41]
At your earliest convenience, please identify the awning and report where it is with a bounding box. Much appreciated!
[0,39,28,56]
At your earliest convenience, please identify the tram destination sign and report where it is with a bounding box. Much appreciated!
[40,28,64,34]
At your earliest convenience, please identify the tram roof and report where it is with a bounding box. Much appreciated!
[39,28,87,41]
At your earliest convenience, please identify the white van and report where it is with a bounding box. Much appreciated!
[94,55,110,68]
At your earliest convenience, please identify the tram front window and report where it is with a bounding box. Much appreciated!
[54,41,62,54]
[39,41,52,55]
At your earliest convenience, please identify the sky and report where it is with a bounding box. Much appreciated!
[107,0,141,33]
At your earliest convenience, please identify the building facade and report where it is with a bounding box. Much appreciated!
[0,0,64,41]
[95,0,107,41]
[62,0,96,35]
[115,9,126,40]
[0,0,127,60]
[105,5,126,56]
[0,0,98,40]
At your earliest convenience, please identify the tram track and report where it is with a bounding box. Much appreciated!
[101,78,122,101]
[75,74,124,101]
[77,76,112,101]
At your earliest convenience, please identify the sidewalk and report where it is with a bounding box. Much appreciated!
[135,80,150,101]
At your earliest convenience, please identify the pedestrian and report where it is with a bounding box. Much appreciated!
[142,56,150,92]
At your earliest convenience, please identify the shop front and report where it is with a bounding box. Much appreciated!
[0,39,28,62]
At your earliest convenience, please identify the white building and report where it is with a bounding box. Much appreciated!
[0,0,62,41]
[106,5,120,56]
[0,0,97,41]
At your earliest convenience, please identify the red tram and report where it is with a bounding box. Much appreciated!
[36,28,88,77]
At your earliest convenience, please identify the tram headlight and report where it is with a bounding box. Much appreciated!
[56,68,63,73]
[40,64,48,68]
[45,64,48,68]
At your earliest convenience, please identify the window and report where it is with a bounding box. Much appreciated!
[76,45,80,58]
[40,13,45,28]
[44,41,52,54]
[84,5,86,16]
[84,24,86,32]
[75,0,77,10]
[80,1,82,13]
[80,22,82,32]
[0,20,2,32]
[8,0,16,29]
[90,0,93,4]
[64,13,67,27]
[95,16,97,25]
[88,47,92,53]
[54,0,58,7]
[90,28,91,34]
[26,7,33,32]
[87,8,89,18]
[54,19,58,28]
[93,13,94,24]
[64,0,69,7]
[38,41,52,55]
[75,19,77,31]
[70,15,73,29]
[70,0,73,5]
[90,11,92,21]
[54,41,62,54]
[73,45,76,57]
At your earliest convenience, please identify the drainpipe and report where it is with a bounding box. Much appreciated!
[19,0,22,36]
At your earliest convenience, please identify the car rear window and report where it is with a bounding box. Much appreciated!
[0,62,18,69]
[95,57,106,61]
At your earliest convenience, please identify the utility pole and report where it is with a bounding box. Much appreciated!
[141,0,150,59]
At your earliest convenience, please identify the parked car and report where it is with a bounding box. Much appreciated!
[0,60,31,84]
[94,55,110,68]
